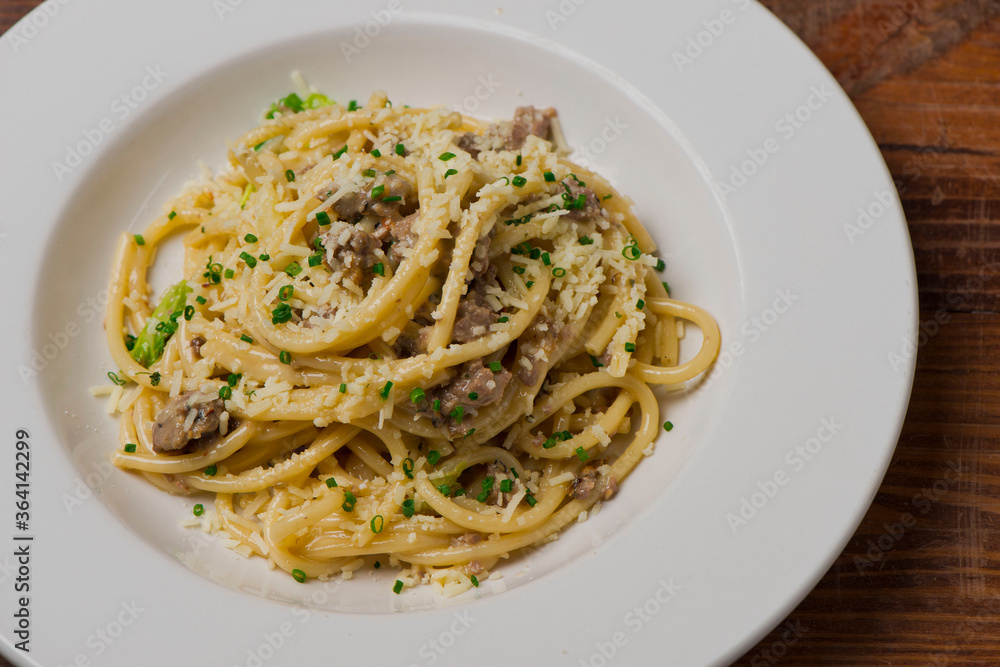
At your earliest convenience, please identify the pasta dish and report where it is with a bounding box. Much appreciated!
[100,86,719,595]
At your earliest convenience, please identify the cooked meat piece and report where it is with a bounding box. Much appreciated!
[327,173,416,223]
[451,300,496,344]
[469,229,495,283]
[467,560,486,576]
[321,221,381,286]
[451,532,483,547]
[423,359,512,437]
[516,313,558,386]
[151,391,226,454]
[456,106,557,158]
[189,336,206,358]
[507,106,556,150]
[560,178,603,221]
[484,460,516,504]
[571,464,599,500]
[378,211,419,265]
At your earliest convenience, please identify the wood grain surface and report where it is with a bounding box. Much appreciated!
[2,1,997,665]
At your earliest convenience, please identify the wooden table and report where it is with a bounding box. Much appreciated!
[2,1,996,664]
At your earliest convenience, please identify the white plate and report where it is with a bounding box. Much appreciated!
[0,1,916,665]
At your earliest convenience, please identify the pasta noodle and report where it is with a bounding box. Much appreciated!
[102,86,719,593]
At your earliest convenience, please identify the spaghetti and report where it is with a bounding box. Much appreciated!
[102,88,719,594]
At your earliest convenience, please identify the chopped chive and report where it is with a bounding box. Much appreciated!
[526,281,534,288]
[326,477,338,488]
[497,316,509,323]
[437,483,452,496]
[227,374,240,388]
[511,175,527,187]
[603,193,613,200]
[271,303,292,324]
[439,152,456,161]
[285,169,295,182]
[339,383,347,393]
[124,334,136,351]
[184,305,195,321]
[575,446,589,462]
[453,488,466,497]
[284,262,302,277]
[393,580,404,594]
[636,299,645,310]
[315,211,331,226]
[516,154,522,166]
[168,211,177,220]
[663,421,674,432]
[292,569,306,583]
[203,465,217,476]
[543,438,556,449]
[371,148,381,157]
[622,245,641,260]
[195,296,207,305]
[192,503,204,516]
[512,266,525,275]
[655,258,666,272]
[500,479,513,493]
[240,251,258,268]
[464,428,476,439]
[402,458,414,479]
[240,334,254,344]
[541,252,551,266]
[308,253,323,267]
[348,100,358,111]
[134,234,145,246]
[124,443,137,453]
[525,493,537,507]
[625,342,636,353]
[374,560,381,569]
[450,406,464,423]
[371,184,385,198]
[244,233,258,243]
[401,498,415,517]
[433,399,441,412]
[342,490,357,512]
[224,269,235,279]
[578,236,593,245]
[662,281,670,293]
[589,355,604,368]
[384,169,396,176]
[427,450,441,465]
[468,392,479,401]
[379,381,393,400]
[394,143,406,156]
[511,468,519,479]
[219,385,232,400]
[488,361,502,372]
[470,575,480,587]
[552,267,566,277]
[333,145,348,159]
[279,350,291,364]
[149,372,161,386]
[370,515,384,533]
[529,248,541,260]
[279,285,294,301]
[543,171,555,182]
[362,168,377,178]
[107,371,125,386]
[444,168,458,178]
[259,253,270,261]
[382,195,402,202]
[410,387,425,404]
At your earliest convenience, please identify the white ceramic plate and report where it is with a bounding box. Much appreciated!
[0,1,916,665]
